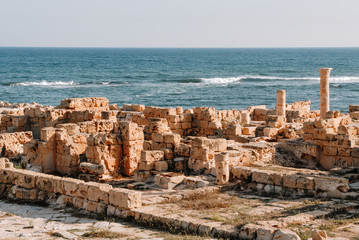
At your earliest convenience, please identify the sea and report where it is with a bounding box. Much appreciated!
[1,47,359,112]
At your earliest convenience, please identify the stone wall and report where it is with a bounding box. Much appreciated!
[231,165,357,199]
[0,164,142,213]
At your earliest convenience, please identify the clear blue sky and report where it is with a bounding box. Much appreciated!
[1,0,358,48]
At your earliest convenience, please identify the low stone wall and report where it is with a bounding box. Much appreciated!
[231,165,358,199]
[0,166,142,214]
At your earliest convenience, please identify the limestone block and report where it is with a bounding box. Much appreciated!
[83,201,106,214]
[314,176,349,193]
[164,133,181,144]
[193,137,213,147]
[174,143,191,157]
[138,161,155,171]
[322,146,338,156]
[349,105,359,112]
[133,170,153,182]
[0,168,22,184]
[199,120,209,128]
[266,115,285,128]
[154,173,185,189]
[61,178,84,197]
[140,150,164,162]
[225,124,242,136]
[338,147,351,157]
[351,147,359,158]
[0,158,12,170]
[212,138,227,152]
[207,121,221,130]
[176,106,183,115]
[118,121,140,140]
[56,123,80,136]
[313,128,328,140]
[203,128,214,136]
[152,133,164,143]
[15,170,39,189]
[296,176,315,190]
[182,113,193,122]
[190,146,214,161]
[78,121,96,133]
[96,120,115,133]
[148,118,168,133]
[252,170,274,185]
[263,127,279,137]
[273,229,300,240]
[303,122,315,134]
[242,127,256,135]
[13,186,38,200]
[155,161,168,171]
[162,148,174,160]
[230,166,253,181]
[109,188,142,209]
[143,140,152,150]
[87,181,112,204]
[167,115,181,123]
[257,227,276,240]
[79,162,104,175]
[36,174,61,192]
[55,128,70,144]
[338,125,356,135]
[350,111,359,120]
[86,146,108,164]
[151,141,167,150]
[174,157,186,171]
[181,122,192,130]
[202,107,216,121]
[188,158,214,173]
[131,104,145,112]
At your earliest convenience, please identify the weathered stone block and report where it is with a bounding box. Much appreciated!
[164,133,181,144]
[155,161,168,172]
[109,188,142,209]
[87,182,112,204]
[140,150,164,162]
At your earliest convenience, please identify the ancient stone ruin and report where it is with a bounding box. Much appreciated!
[1,68,359,239]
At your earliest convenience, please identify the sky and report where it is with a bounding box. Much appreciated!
[0,0,359,48]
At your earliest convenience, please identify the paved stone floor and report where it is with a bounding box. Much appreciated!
[0,200,197,240]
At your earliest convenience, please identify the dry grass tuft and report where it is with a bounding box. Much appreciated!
[175,193,235,210]
[82,229,128,238]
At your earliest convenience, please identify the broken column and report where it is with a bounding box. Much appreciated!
[319,68,332,119]
[214,152,229,185]
[276,90,286,116]
[241,111,250,125]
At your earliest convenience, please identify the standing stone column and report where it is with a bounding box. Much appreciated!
[276,90,286,116]
[215,152,229,185]
[241,111,250,125]
[319,68,332,119]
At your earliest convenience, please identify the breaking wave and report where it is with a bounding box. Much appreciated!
[10,80,78,86]
[174,75,359,84]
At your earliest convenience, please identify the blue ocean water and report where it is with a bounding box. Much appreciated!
[1,47,359,112]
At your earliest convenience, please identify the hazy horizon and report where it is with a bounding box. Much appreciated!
[1,0,359,48]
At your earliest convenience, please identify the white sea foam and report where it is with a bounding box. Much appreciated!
[11,80,77,86]
[200,77,245,84]
[100,81,111,85]
[199,75,359,84]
